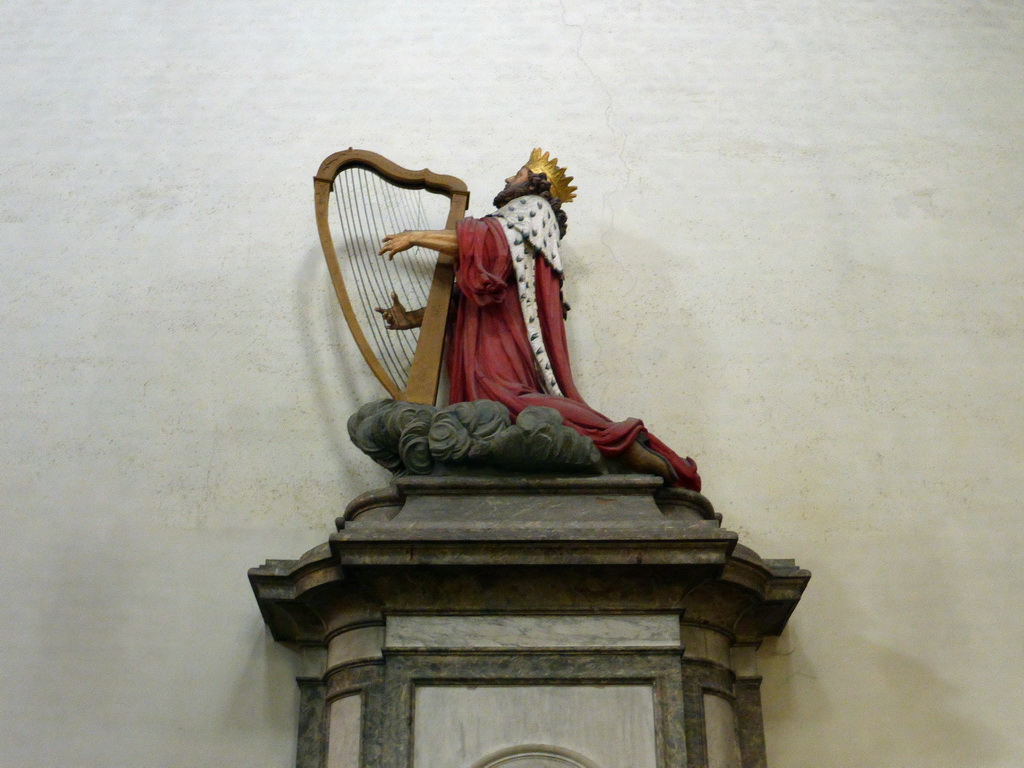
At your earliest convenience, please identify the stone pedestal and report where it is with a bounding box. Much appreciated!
[249,475,809,768]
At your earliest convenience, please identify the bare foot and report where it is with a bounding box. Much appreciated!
[620,440,676,484]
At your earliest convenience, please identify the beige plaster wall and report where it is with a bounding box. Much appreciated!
[2,1,1021,766]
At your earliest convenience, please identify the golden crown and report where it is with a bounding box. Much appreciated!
[525,148,577,204]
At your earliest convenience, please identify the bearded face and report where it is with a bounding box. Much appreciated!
[492,165,569,239]
[493,166,539,209]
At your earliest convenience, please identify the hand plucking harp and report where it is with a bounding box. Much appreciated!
[375,292,425,331]
[379,231,415,260]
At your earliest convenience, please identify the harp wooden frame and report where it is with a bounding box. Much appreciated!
[314,149,469,405]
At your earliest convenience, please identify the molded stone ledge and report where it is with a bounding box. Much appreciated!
[250,475,809,647]
[327,530,739,566]
[331,474,732,567]
[341,475,718,527]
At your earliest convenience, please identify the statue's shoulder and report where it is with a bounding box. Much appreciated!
[492,195,562,271]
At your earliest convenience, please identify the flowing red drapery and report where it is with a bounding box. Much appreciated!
[446,216,700,491]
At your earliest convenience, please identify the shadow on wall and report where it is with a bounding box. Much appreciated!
[224,615,301,735]
[295,244,390,490]
[558,225,712,474]
[760,581,1007,768]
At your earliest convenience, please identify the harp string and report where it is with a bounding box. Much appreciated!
[381,172,435,308]
[334,171,409,388]
[350,170,417,372]
[358,168,419,366]
[349,168,415,386]
[330,166,450,392]
[405,174,446,296]
[332,172,398,386]
[376,170,429,358]
[372,168,439,355]
[372,171,428,316]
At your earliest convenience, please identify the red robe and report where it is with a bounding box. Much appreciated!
[447,216,701,491]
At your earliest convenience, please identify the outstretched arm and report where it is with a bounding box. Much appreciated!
[379,229,458,262]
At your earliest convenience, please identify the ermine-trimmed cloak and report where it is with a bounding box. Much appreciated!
[446,195,701,491]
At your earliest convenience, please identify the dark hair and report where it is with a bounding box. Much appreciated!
[494,171,569,239]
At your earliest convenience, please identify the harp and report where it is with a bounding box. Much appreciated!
[314,149,470,405]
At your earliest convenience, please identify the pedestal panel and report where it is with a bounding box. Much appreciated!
[414,686,658,768]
